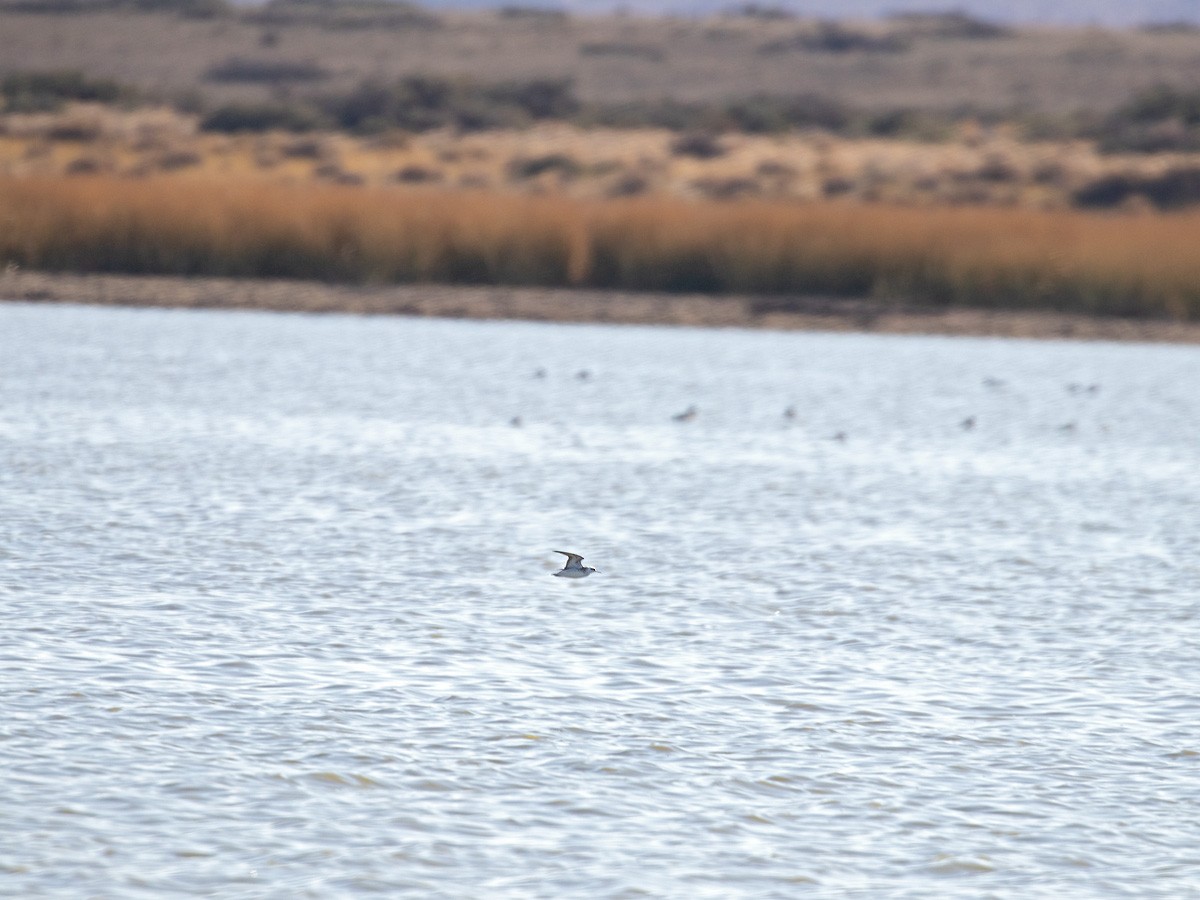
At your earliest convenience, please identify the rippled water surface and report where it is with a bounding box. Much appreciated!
[3,302,1200,897]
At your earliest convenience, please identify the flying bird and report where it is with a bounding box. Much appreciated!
[552,551,599,578]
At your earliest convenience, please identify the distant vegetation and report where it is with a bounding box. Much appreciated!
[244,0,439,29]
[179,73,1012,140]
[3,6,1200,315]
[2,174,1199,320]
[8,67,1200,210]
[319,77,579,133]
[1,70,137,112]
[0,0,229,16]
[1095,84,1200,153]
[757,21,911,55]
[204,57,330,84]
[885,11,1013,40]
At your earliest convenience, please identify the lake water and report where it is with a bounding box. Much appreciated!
[2,302,1199,897]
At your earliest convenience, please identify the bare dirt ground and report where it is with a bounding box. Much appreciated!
[5,269,1199,343]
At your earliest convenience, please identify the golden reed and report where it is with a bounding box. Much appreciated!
[2,174,1198,319]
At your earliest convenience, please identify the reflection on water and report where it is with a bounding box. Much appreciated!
[2,303,1199,897]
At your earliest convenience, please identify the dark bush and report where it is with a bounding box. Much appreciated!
[1141,167,1200,209]
[155,149,203,171]
[498,6,568,20]
[320,76,578,133]
[726,94,852,133]
[507,153,582,180]
[1139,21,1200,34]
[200,102,328,133]
[756,159,797,179]
[204,57,329,84]
[313,162,362,184]
[887,11,1012,39]
[1073,168,1200,209]
[692,176,759,200]
[606,171,650,197]
[1098,121,1200,154]
[1,70,135,113]
[278,137,328,159]
[64,155,106,175]
[726,4,794,20]
[863,108,952,140]
[1095,85,1200,153]
[759,22,909,55]
[582,99,712,131]
[0,0,229,14]
[246,0,438,29]
[583,93,855,135]
[392,165,443,184]
[579,42,664,62]
[1073,174,1140,208]
[131,0,229,16]
[46,119,104,140]
[976,153,1020,183]
[1115,84,1200,125]
[488,78,577,119]
[670,131,726,159]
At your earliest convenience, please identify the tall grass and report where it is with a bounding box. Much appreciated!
[3,174,1199,319]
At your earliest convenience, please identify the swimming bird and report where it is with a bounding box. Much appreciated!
[552,551,599,578]
[672,405,698,422]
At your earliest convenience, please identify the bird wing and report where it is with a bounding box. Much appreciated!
[553,551,584,567]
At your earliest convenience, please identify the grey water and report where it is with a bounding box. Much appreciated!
[2,301,1199,898]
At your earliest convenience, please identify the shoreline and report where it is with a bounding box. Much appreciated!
[4,269,1200,344]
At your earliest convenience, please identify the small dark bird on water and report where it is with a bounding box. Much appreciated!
[960,416,976,430]
[672,405,698,422]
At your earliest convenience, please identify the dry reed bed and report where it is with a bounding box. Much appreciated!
[2,174,1199,319]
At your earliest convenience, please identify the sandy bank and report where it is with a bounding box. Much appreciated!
[4,269,1200,344]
